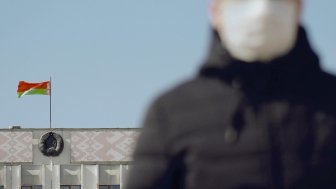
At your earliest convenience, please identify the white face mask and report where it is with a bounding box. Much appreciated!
[217,0,299,62]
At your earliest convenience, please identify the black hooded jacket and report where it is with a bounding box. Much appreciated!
[126,27,336,189]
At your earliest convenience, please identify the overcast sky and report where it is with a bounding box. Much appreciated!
[1,0,335,129]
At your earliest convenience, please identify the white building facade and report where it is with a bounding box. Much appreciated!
[0,128,139,189]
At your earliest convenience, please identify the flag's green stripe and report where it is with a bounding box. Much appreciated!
[17,89,48,98]
[26,89,48,95]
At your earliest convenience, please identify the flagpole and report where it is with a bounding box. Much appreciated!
[50,76,52,129]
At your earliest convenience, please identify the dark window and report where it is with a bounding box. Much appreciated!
[21,186,42,189]
[60,186,81,189]
[99,186,120,189]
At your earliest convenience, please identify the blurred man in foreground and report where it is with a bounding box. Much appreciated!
[126,0,336,188]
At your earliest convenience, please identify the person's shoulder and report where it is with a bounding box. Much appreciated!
[320,70,336,82]
[317,70,336,90]
[311,70,336,113]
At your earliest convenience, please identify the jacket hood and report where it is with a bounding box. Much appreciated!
[199,26,321,80]
[199,26,322,104]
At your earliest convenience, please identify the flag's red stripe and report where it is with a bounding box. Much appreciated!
[17,81,50,93]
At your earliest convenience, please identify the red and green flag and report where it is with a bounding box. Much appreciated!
[17,81,50,98]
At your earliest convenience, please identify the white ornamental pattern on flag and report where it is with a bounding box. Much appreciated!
[0,132,32,162]
[71,130,139,162]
